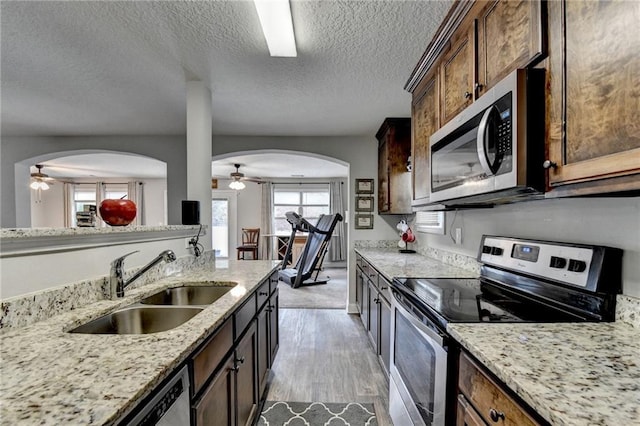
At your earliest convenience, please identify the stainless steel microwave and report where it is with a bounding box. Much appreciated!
[429,68,545,205]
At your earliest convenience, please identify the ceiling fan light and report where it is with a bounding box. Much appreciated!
[229,180,246,190]
[30,181,41,190]
[40,181,50,190]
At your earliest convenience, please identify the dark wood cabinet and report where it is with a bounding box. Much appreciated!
[194,353,235,426]
[355,253,391,377]
[476,0,544,97]
[236,322,258,426]
[546,0,640,195]
[457,351,544,426]
[440,22,475,124]
[191,271,279,426]
[411,70,439,206]
[376,118,412,214]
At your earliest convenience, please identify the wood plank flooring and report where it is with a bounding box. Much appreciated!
[266,308,393,425]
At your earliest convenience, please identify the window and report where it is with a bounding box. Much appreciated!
[415,211,445,235]
[273,184,330,234]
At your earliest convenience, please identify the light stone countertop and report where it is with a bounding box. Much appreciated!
[448,322,640,425]
[354,247,478,281]
[0,225,201,239]
[0,259,280,426]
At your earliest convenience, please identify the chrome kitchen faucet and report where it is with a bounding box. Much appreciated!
[109,249,176,299]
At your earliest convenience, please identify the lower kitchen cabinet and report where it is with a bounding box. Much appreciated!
[190,271,280,426]
[356,254,391,377]
[457,351,546,426]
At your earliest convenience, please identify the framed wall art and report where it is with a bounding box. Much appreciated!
[354,214,373,229]
[355,196,374,212]
[355,178,374,194]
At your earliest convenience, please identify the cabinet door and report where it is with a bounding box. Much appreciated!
[367,283,379,352]
[268,289,279,364]
[236,322,258,426]
[547,0,640,191]
[440,23,476,124]
[256,306,269,396]
[379,295,391,376]
[411,71,439,205]
[356,267,363,314]
[476,0,543,96]
[378,134,390,213]
[194,354,235,426]
[360,274,370,330]
[457,394,488,426]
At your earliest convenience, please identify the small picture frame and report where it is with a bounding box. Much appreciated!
[356,178,374,194]
[355,196,374,212]
[355,214,373,229]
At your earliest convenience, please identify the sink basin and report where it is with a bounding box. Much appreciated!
[139,283,237,306]
[69,306,203,334]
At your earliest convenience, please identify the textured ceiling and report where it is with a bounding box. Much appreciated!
[1,0,452,137]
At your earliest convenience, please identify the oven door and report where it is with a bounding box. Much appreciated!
[389,289,448,426]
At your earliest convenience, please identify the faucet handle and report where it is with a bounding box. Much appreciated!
[111,250,139,268]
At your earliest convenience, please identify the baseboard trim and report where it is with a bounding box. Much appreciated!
[347,303,359,314]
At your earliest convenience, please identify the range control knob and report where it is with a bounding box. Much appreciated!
[568,259,587,273]
[550,256,567,269]
[482,245,492,254]
[491,247,504,256]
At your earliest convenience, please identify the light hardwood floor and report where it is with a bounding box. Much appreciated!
[266,308,393,425]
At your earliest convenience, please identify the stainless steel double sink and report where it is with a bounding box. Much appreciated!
[70,282,237,335]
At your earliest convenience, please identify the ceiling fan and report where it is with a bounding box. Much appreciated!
[217,164,266,190]
[30,164,56,190]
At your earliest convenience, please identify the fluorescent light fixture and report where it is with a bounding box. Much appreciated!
[254,0,297,57]
[229,180,246,190]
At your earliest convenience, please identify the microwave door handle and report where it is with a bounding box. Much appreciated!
[477,106,497,176]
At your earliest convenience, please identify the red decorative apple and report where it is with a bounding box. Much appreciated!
[99,198,137,226]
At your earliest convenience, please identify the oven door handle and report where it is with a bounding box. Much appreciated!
[476,105,498,176]
[392,289,445,346]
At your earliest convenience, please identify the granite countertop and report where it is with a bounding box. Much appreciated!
[0,259,279,425]
[448,322,640,425]
[354,247,478,280]
[0,225,201,239]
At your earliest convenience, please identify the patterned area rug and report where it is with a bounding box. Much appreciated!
[258,401,378,426]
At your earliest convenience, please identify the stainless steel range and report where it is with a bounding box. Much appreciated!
[388,235,623,426]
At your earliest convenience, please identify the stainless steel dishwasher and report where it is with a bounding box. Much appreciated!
[124,366,190,426]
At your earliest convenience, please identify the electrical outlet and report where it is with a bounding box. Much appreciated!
[185,238,192,249]
[454,228,462,245]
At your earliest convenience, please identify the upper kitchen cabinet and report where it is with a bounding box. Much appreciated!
[476,0,544,97]
[377,118,412,214]
[546,0,640,195]
[438,0,544,125]
[439,22,476,124]
[411,70,439,207]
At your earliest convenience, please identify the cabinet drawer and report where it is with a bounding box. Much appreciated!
[269,272,279,295]
[192,318,233,395]
[365,264,378,287]
[458,352,542,426]
[256,280,270,310]
[235,294,256,339]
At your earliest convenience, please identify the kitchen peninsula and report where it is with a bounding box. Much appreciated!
[0,252,280,425]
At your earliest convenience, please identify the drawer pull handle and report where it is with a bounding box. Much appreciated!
[259,291,268,296]
[236,356,245,365]
[489,408,505,422]
[230,365,240,372]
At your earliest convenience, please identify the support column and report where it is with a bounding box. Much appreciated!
[186,81,213,251]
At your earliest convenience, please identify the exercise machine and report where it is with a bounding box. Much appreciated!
[278,211,343,288]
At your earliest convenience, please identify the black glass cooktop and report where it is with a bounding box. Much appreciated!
[391,277,587,328]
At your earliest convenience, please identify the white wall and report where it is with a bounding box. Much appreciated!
[415,197,640,298]
[143,179,168,226]
[1,237,195,299]
[30,184,65,228]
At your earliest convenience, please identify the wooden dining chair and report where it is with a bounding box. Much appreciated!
[236,228,260,260]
